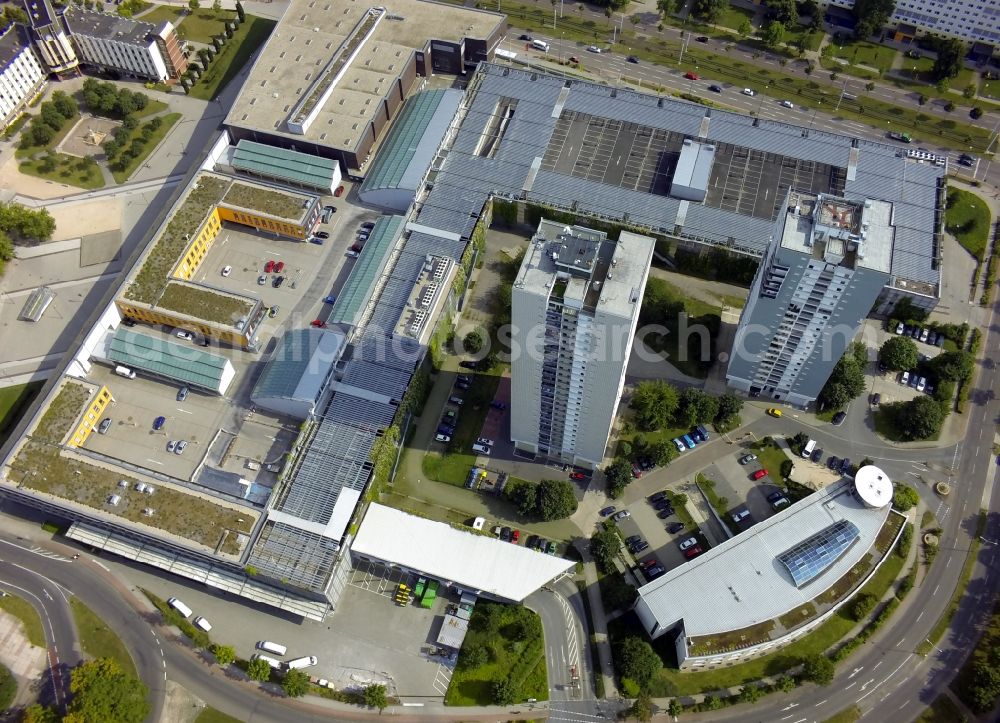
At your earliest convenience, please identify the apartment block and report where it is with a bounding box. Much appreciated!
[828,0,1000,45]
[726,191,893,407]
[510,220,654,468]
[62,8,172,82]
[23,0,79,76]
[0,24,46,128]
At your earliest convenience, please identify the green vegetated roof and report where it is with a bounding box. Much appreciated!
[108,329,230,390]
[158,281,254,325]
[359,89,457,193]
[124,175,231,305]
[222,181,309,220]
[232,140,338,190]
[32,381,92,444]
[330,215,403,326]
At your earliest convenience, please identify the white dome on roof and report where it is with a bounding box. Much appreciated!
[854,465,893,508]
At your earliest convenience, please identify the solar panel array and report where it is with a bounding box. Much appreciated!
[777,519,861,588]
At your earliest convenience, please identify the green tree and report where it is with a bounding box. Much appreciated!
[656,0,676,17]
[738,19,753,37]
[675,388,719,427]
[714,393,743,425]
[777,675,797,692]
[849,592,878,621]
[281,669,310,697]
[21,705,59,723]
[892,483,920,511]
[932,38,967,81]
[818,351,866,410]
[801,654,835,685]
[739,683,763,703]
[630,380,679,431]
[68,658,149,723]
[246,657,272,681]
[667,698,684,717]
[590,528,621,574]
[0,233,14,266]
[629,691,654,721]
[0,202,56,244]
[852,0,895,39]
[766,0,798,27]
[648,440,677,467]
[692,0,728,24]
[536,478,578,520]
[211,644,236,665]
[463,328,485,354]
[504,478,537,516]
[50,90,77,119]
[492,678,518,705]
[459,644,488,670]
[614,636,661,689]
[878,336,918,371]
[213,0,222,10]
[363,683,388,714]
[2,5,29,25]
[605,458,633,498]
[930,350,974,382]
[188,0,200,10]
[897,396,945,440]
[27,120,54,147]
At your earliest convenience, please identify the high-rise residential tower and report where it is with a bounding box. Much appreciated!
[510,219,654,468]
[726,191,893,407]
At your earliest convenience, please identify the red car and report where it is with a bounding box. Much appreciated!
[334,185,345,197]
[511,529,520,543]
[310,319,327,328]
[274,260,285,273]
[752,468,768,481]
[264,260,275,273]
[684,546,704,559]
[570,472,586,480]
[684,71,699,80]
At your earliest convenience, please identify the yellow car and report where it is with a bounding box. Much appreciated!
[766,408,783,418]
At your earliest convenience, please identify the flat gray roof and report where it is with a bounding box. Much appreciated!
[63,7,157,46]
[634,480,890,639]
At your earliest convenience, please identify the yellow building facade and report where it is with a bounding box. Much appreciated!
[68,385,113,448]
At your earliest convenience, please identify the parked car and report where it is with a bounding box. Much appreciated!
[772,496,791,510]
[477,437,495,447]
[264,260,275,273]
[459,360,479,370]
[334,185,345,197]
[613,510,631,521]
[221,265,232,277]
[673,438,686,452]
[500,527,512,541]
[935,333,945,347]
[667,522,685,534]
[917,376,927,392]
[632,540,649,553]
[920,328,930,343]
[731,508,751,523]
[649,491,667,503]
[684,546,704,559]
[570,471,586,480]
[895,321,905,334]
[434,433,451,443]
[490,401,507,410]
[599,506,617,517]
[832,411,846,426]
[166,440,176,453]
[811,447,824,463]
[272,275,284,288]
[511,530,520,543]
[646,564,665,578]
[98,417,112,434]
[657,508,675,519]
[682,435,696,449]
[679,536,698,551]
[766,490,785,503]
[654,500,672,512]
[360,221,375,230]
[176,330,193,340]
[257,274,267,285]
[310,319,327,328]
[324,295,337,304]
[631,463,643,479]
[900,370,911,385]
[625,535,641,546]
[840,458,852,475]
[448,395,464,406]
[269,305,280,318]
[518,33,532,40]
[871,392,881,406]
[315,231,330,239]
[738,453,757,465]
[827,455,840,470]
[752,468,768,481]
[176,386,189,402]
[175,440,188,455]
[153,416,166,431]
[639,557,659,571]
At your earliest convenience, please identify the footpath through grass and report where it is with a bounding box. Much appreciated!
[70,597,138,678]
[0,592,46,647]
[0,381,43,448]
[945,187,992,261]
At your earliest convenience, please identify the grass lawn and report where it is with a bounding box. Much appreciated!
[945,187,991,260]
[641,277,721,379]
[110,112,181,183]
[194,707,244,723]
[827,40,897,73]
[0,381,44,448]
[916,694,966,723]
[132,99,169,119]
[749,438,790,482]
[19,152,105,190]
[819,55,880,81]
[0,593,46,647]
[714,4,755,33]
[69,597,137,678]
[188,16,276,101]
[178,8,239,44]
[645,520,906,695]
[873,405,939,442]
[716,293,746,309]
[137,4,186,30]
[950,595,1000,710]
[15,112,80,159]
[666,490,697,532]
[445,601,548,705]
[822,705,861,723]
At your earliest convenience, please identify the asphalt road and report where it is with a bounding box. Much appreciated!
[0,548,81,711]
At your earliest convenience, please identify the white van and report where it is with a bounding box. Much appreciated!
[285,655,318,670]
[251,653,282,669]
[801,439,817,459]
[256,640,287,656]
[531,39,549,52]
[114,365,136,379]
[193,616,212,632]
[167,597,193,618]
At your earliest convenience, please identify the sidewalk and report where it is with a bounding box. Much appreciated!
[572,540,619,699]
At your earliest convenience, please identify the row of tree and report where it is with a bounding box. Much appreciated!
[630,380,743,433]
[82,79,150,119]
[817,341,868,411]
[23,658,149,723]
[504,477,578,521]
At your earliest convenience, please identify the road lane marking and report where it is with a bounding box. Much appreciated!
[846,682,856,689]
[915,611,924,622]
[815,699,827,706]
[933,584,940,596]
